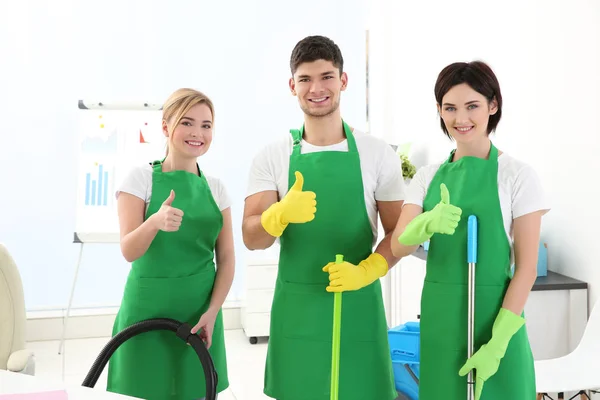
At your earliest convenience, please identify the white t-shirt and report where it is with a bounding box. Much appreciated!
[404,152,550,245]
[245,128,407,243]
[115,163,232,211]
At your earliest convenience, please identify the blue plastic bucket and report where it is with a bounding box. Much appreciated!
[388,322,420,400]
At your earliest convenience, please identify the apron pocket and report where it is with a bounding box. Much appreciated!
[421,280,468,352]
[124,273,214,325]
[280,283,332,341]
[339,283,387,343]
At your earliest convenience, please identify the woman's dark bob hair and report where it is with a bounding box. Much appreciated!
[434,60,502,138]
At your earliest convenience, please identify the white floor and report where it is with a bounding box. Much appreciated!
[27,329,271,400]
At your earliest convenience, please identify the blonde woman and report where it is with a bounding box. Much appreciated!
[107,88,234,399]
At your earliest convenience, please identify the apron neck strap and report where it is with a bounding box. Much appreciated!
[488,142,499,160]
[290,129,303,155]
[151,159,164,172]
[446,141,498,164]
[290,120,357,155]
[342,120,358,152]
[150,159,202,176]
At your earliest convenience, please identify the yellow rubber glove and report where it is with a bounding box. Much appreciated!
[323,253,389,293]
[260,171,317,237]
[458,308,525,400]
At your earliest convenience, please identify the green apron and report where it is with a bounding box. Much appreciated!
[419,143,535,399]
[107,160,229,400]
[263,122,397,400]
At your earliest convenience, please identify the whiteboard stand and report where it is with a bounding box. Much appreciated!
[63,100,163,377]
[58,232,120,379]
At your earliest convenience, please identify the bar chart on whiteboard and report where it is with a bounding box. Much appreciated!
[84,161,112,207]
[74,103,164,243]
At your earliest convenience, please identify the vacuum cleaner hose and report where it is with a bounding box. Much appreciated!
[81,318,218,400]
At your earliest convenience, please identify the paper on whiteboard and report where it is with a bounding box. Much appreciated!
[74,108,165,241]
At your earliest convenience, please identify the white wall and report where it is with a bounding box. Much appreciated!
[7,0,597,317]
[0,0,368,311]
[368,0,600,310]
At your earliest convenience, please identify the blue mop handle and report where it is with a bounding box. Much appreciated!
[467,215,478,263]
[466,215,478,400]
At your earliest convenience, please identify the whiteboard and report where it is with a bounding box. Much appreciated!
[74,101,165,243]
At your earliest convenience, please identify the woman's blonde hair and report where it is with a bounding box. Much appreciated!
[162,88,215,154]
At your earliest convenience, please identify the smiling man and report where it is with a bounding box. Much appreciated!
[242,35,405,400]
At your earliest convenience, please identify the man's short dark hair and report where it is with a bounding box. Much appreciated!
[290,35,344,76]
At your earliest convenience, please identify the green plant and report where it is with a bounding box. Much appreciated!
[400,154,416,179]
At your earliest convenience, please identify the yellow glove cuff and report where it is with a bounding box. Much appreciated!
[260,202,288,237]
[359,252,389,281]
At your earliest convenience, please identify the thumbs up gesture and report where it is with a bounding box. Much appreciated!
[398,183,462,246]
[427,183,462,235]
[260,171,317,237]
[153,190,184,232]
[279,171,317,224]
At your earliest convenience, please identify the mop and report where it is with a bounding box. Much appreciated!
[467,215,478,400]
[331,254,344,400]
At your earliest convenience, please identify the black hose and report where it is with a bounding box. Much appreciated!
[81,318,218,400]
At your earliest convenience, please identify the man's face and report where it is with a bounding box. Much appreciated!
[289,59,348,118]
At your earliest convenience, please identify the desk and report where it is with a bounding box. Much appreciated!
[0,370,138,399]
[526,271,588,360]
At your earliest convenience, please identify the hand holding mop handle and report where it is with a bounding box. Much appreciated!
[331,254,344,400]
[467,215,478,400]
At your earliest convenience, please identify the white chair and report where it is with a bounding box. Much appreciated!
[0,243,35,375]
[535,298,600,400]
